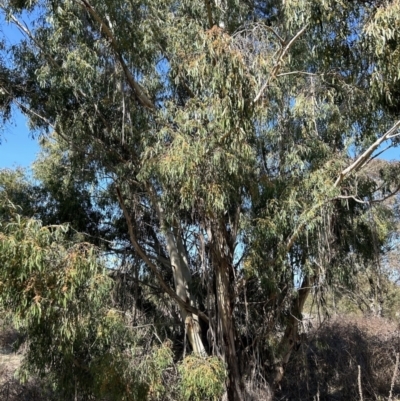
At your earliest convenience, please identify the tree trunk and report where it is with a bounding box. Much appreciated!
[165,228,206,356]
[216,259,243,401]
[272,276,311,391]
[147,187,207,356]
[211,221,244,401]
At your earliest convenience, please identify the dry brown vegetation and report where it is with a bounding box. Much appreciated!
[281,316,400,401]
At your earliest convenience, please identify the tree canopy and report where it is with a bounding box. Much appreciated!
[1,1,400,400]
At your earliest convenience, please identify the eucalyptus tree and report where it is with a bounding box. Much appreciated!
[1,0,400,400]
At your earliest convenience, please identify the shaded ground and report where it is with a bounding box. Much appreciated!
[0,326,22,382]
[0,324,55,401]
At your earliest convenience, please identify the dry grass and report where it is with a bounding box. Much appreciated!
[281,315,400,401]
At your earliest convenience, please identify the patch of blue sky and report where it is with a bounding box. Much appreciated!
[0,9,40,169]
[0,108,40,169]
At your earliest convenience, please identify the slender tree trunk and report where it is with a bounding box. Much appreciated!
[272,276,311,391]
[210,221,244,401]
[215,258,243,401]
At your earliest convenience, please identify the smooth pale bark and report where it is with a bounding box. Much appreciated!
[146,184,207,355]
[118,187,207,355]
[334,119,400,187]
[164,228,206,356]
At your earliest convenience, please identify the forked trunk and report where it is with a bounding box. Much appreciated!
[149,190,207,356]
[165,228,206,356]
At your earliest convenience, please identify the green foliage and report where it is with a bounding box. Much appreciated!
[0,168,38,219]
[0,202,108,393]
[90,341,174,401]
[178,355,226,401]
[0,200,177,400]
[142,342,175,400]
[31,135,106,242]
[365,0,400,113]
[1,0,400,399]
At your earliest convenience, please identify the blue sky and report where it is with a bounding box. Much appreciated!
[0,111,40,169]
[0,11,40,169]
[376,142,400,161]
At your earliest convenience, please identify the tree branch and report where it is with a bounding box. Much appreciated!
[5,12,115,135]
[78,0,156,110]
[8,14,59,69]
[116,186,209,323]
[276,71,318,77]
[335,120,400,187]
[205,0,214,28]
[263,25,285,45]
[285,120,400,252]
[335,195,369,204]
[371,185,400,204]
[253,24,308,104]
[17,101,56,130]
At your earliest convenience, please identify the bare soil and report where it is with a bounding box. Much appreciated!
[0,326,22,383]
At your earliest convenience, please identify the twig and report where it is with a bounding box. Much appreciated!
[366,144,393,163]
[335,195,369,205]
[263,25,285,44]
[358,365,363,401]
[253,24,308,104]
[276,71,318,77]
[278,25,309,66]
[388,353,399,401]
